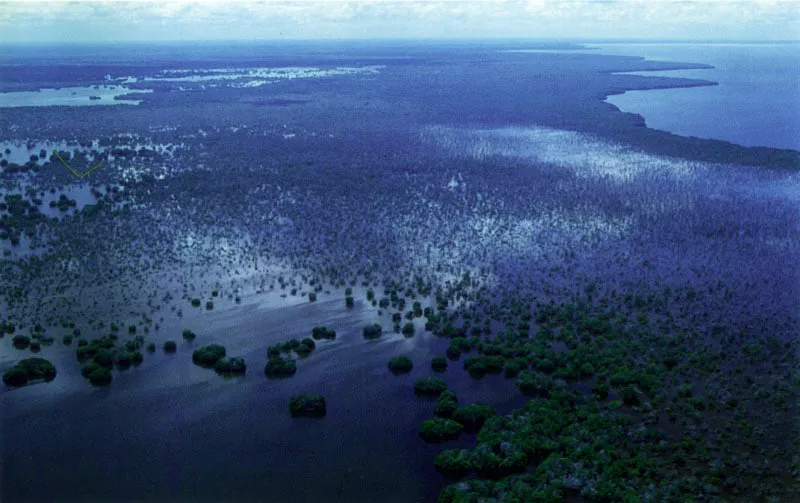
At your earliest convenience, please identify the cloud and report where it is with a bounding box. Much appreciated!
[0,0,798,42]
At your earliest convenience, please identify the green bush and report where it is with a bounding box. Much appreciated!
[504,360,522,378]
[312,326,336,340]
[264,357,297,378]
[621,386,640,405]
[93,349,115,368]
[116,351,133,368]
[470,441,528,478]
[434,449,473,476]
[388,355,413,374]
[419,418,464,442]
[12,334,30,349]
[182,329,196,341]
[345,296,354,308]
[146,342,156,352]
[3,367,28,387]
[295,343,313,355]
[88,367,112,385]
[451,403,496,432]
[414,376,448,396]
[62,334,74,345]
[402,322,415,336]
[516,371,560,397]
[434,390,459,418]
[215,356,247,374]
[192,344,226,367]
[592,381,610,400]
[300,337,316,350]
[363,324,383,339]
[289,393,326,417]
[81,362,101,378]
[191,298,201,307]
[76,344,99,361]
[431,356,448,372]
[163,340,177,352]
[30,341,41,352]
[2,358,57,387]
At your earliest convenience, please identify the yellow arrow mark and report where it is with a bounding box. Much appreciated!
[52,150,103,178]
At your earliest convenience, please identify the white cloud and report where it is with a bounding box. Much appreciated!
[0,0,798,41]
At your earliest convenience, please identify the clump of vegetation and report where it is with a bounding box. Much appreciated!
[516,370,561,397]
[294,337,316,355]
[434,449,473,476]
[451,403,496,432]
[264,357,297,378]
[311,326,336,340]
[401,322,415,336]
[182,329,196,341]
[192,344,226,367]
[88,367,112,386]
[387,355,413,374]
[214,357,246,375]
[431,356,448,372]
[2,357,57,387]
[434,390,459,418]
[413,376,448,396]
[289,393,326,417]
[12,334,30,349]
[163,340,177,353]
[363,323,383,339]
[418,418,464,443]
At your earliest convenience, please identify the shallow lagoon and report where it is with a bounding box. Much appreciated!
[0,85,152,107]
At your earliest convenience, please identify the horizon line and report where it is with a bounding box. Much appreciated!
[1,37,800,45]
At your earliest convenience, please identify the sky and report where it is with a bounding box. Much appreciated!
[0,0,798,43]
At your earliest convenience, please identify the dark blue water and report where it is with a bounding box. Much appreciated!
[596,43,800,151]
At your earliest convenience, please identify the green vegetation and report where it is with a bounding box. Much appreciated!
[289,393,326,417]
[401,322,415,336]
[418,418,463,443]
[2,358,57,387]
[311,326,336,340]
[363,323,383,339]
[264,357,297,378]
[163,340,177,352]
[182,329,196,341]
[431,356,448,372]
[192,344,226,367]
[451,402,496,432]
[214,357,247,375]
[434,390,459,418]
[12,334,30,349]
[434,449,473,476]
[295,337,316,355]
[413,376,448,396]
[88,367,112,386]
[387,355,413,374]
